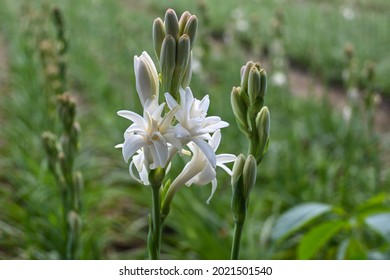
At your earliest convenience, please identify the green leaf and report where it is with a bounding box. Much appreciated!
[298,220,345,259]
[272,202,332,240]
[365,213,390,242]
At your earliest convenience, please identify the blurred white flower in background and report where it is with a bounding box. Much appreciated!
[341,6,355,20]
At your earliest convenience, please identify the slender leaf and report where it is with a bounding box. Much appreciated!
[298,220,345,259]
[272,202,332,240]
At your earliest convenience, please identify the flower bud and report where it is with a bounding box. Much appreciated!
[68,210,82,235]
[134,51,159,106]
[171,34,190,95]
[160,35,176,95]
[255,106,270,160]
[242,155,257,200]
[231,154,246,190]
[248,66,261,103]
[231,154,246,223]
[259,68,267,100]
[231,87,248,134]
[181,52,193,89]
[240,61,254,92]
[183,15,198,50]
[153,18,165,60]
[164,9,179,40]
[178,11,191,35]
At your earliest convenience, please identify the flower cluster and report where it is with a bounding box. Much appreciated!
[116,9,235,203]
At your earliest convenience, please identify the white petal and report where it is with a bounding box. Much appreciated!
[117,110,147,128]
[206,178,217,204]
[191,163,216,186]
[216,162,233,176]
[129,160,146,185]
[216,153,236,163]
[159,106,179,132]
[197,95,210,112]
[164,92,179,111]
[209,130,221,150]
[192,137,216,168]
[149,138,168,168]
[122,135,145,162]
[170,154,206,191]
[115,143,123,148]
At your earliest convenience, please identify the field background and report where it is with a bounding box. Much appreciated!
[0,0,389,259]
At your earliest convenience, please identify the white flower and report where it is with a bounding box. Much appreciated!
[134,51,159,106]
[165,87,229,167]
[115,96,178,175]
[169,130,236,204]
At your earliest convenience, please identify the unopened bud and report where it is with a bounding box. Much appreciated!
[171,34,190,95]
[240,61,254,92]
[231,154,246,223]
[160,35,177,95]
[68,210,82,235]
[242,155,257,200]
[255,106,270,160]
[259,69,267,100]
[153,18,165,60]
[231,87,248,134]
[181,52,193,89]
[231,154,246,189]
[183,15,198,50]
[248,66,261,103]
[178,11,191,35]
[164,9,179,40]
[134,51,159,105]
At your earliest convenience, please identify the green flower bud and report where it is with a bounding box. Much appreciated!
[259,68,267,100]
[57,93,76,133]
[242,155,257,201]
[178,11,191,35]
[255,106,271,160]
[171,34,190,95]
[153,18,165,60]
[164,9,179,40]
[240,61,254,93]
[231,154,246,223]
[68,210,82,235]
[183,15,198,50]
[231,86,249,135]
[181,52,192,89]
[231,154,246,191]
[160,35,176,94]
[248,66,261,103]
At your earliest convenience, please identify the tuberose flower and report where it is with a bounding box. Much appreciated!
[165,87,229,168]
[168,130,236,204]
[134,51,159,106]
[115,96,178,177]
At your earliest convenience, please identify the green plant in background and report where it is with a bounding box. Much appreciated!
[115,9,235,260]
[230,61,270,259]
[40,7,83,260]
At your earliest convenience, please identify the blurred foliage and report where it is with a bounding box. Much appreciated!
[0,0,389,259]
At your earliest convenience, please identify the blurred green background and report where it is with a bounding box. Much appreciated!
[0,0,389,259]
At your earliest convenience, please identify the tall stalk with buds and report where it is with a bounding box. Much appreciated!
[41,7,83,259]
[116,9,235,259]
[230,62,271,259]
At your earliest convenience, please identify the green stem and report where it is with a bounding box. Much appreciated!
[231,221,244,260]
[149,184,162,260]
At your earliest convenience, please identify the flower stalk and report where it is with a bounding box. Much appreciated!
[230,61,271,259]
